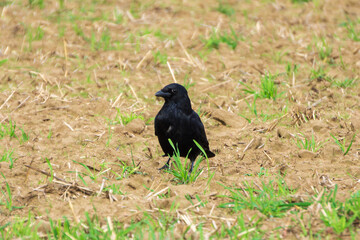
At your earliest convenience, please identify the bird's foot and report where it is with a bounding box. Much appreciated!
[158,157,171,171]
[188,161,194,174]
[158,163,170,171]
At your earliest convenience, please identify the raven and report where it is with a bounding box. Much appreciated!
[155,83,215,172]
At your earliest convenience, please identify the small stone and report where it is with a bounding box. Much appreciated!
[298,150,318,158]
[277,128,291,138]
[312,120,327,132]
[125,118,145,134]
[209,109,247,128]
[252,137,263,149]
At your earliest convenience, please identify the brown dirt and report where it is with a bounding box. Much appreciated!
[0,0,360,238]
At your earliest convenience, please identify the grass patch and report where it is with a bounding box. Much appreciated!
[115,157,142,179]
[19,127,29,143]
[330,133,356,155]
[341,18,360,42]
[90,29,112,51]
[153,50,168,65]
[0,59,8,67]
[316,37,333,63]
[2,210,181,239]
[286,63,299,78]
[45,158,54,182]
[318,185,360,235]
[104,183,126,195]
[243,98,258,121]
[182,74,195,90]
[113,8,124,24]
[211,214,264,239]
[165,140,204,184]
[2,188,359,238]
[291,0,311,3]
[310,66,331,81]
[216,1,235,17]
[0,120,29,144]
[28,0,44,9]
[1,149,15,169]
[25,25,45,51]
[259,73,281,100]
[0,120,17,139]
[219,178,312,217]
[71,25,123,51]
[293,132,328,152]
[89,28,124,51]
[240,73,282,100]
[332,78,358,88]
[1,173,24,212]
[47,127,52,139]
[112,110,144,126]
[71,160,101,183]
[241,98,288,123]
[203,26,243,50]
[270,50,288,64]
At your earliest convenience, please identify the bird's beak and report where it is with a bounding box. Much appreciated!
[155,90,171,98]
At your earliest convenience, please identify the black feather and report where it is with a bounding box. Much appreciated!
[155,83,215,172]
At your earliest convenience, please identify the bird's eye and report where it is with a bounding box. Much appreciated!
[171,89,177,94]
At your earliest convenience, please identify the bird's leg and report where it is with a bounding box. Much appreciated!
[189,160,195,173]
[159,157,171,170]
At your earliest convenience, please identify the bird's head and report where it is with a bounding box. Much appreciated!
[155,83,192,111]
[155,83,188,101]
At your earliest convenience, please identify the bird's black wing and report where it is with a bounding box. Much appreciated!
[155,105,178,156]
[154,108,171,137]
[190,111,215,158]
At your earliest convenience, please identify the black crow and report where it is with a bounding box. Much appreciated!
[155,83,215,172]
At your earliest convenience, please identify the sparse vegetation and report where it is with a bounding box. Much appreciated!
[182,74,195,90]
[1,173,23,211]
[47,127,52,139]
[0,120,28,144]
[319,186,360,235]
[286,63,299,78]
[240,73,282,100]
[112,110,144,126]
[45,158,54,182]
[259,73,281,100]
[153,50,168,65]
[332,78,358,88]
[291,0,312,3]
[293,132,328,152]
[341,18,360,41]
[203,26,242,50]
[310,66,331,81]
[1,149,15,169]
[330,133,356,155]
[28,0,44,9]
[216,1,235,17]
[0,59,8,67]
[25,25,45,51]
[0,0,359,238]
[0,120,17,139]
[316,37,333,63]
[165,139,204,184]
[219,178,312,217]
[116,157,142,179]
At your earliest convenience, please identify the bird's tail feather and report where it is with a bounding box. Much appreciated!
[205,150,215,158]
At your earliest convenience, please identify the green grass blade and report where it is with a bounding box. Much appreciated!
[344,134,356,155]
